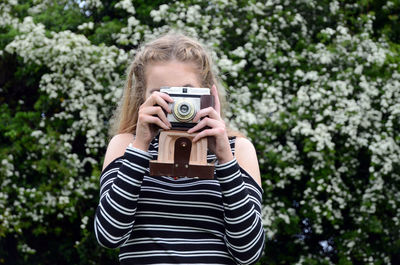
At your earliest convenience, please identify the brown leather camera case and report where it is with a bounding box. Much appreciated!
[149,130,214,179]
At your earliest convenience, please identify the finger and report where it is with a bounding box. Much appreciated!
[192,127,224,142]
[188,117,221,134]
[142,106,171,127]
[152,91,174,108]
[156,91,174,102]
[211,84,221,115]
[144,115,170,130]
[143,92,173,113]
[192,106,219,123]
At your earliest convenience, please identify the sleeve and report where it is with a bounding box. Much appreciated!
[215,158,265,265]
[93,145,153,249]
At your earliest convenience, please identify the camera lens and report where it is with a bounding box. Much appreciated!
[173,100,196,122]
[179,103,190,115]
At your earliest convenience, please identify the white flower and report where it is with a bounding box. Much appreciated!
[80,216,89,230]
[303,71,319,81]
[231,46,246,58]
[329,1,340,14]
[115,0,136,14]
[77,22,94,31]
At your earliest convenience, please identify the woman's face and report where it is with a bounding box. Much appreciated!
[144,61,202,99]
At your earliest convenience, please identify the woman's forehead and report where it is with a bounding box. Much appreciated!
[145,61,202,90]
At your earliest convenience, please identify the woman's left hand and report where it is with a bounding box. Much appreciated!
[187,85,234,164]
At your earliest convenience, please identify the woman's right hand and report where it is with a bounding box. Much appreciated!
[132,91,173,151]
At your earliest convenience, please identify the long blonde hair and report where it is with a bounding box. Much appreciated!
[109,32,238,137]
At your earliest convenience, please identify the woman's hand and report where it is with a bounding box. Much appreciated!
[187,85,234,164]
[133,91,173,151]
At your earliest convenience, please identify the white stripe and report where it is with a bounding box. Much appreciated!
[95,217,130,244]
[244,181,263,200]
[145,176,219,188]
[99,204,133,229]
[224,204,255,223]
[100,177,116,196]
[120,249,232,259]
[221,181,245,197]
[125,237,225,246]
[93,216,107,248]
[223,194,251,211]
[139,198,223,211]
[126,147,152,160]
[100,192,107,201]
[105,193,136,215]
[132,224,225,237]
[112,184,140,201]
[140,186,222,198]
[117,171,143,187]
[226,212,261,238]
[226,228,264,264]
[123,159,147,174]
[136,211,224,226]
[100,168,119,184]
[249,197,262,209]
[217,170,241,183]
[227,223,264,251]
[215,159,236,170]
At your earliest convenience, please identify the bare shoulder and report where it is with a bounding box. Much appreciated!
[102,133,135,170]
[234,136,262,187]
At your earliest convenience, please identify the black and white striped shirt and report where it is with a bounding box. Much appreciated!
[94,136,265,264]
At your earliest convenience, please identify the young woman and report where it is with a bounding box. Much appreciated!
[94,32,265,264]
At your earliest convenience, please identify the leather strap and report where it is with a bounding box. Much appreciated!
[200,95,215,109]
[173,137,192,176]
[149,161,214,179]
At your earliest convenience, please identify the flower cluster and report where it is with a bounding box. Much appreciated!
[0,0,399,264]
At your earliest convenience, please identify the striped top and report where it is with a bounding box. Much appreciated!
[94,136,265,264]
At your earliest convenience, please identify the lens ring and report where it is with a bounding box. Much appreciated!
[173,100,196,122]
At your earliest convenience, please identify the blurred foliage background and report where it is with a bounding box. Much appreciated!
[1,0,399,264]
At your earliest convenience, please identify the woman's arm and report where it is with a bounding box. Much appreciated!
[94,134,152,249]
[215,157,265,265]
[96,91,172,248]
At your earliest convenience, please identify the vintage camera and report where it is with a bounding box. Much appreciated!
[160,86,214,130]
[150,87,216,179]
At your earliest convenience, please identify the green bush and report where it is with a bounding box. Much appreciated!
[0,0,399,264]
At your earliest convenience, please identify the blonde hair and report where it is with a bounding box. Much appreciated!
[109,32,239,138]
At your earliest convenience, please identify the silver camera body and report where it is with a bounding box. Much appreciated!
[160,86,213,130]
